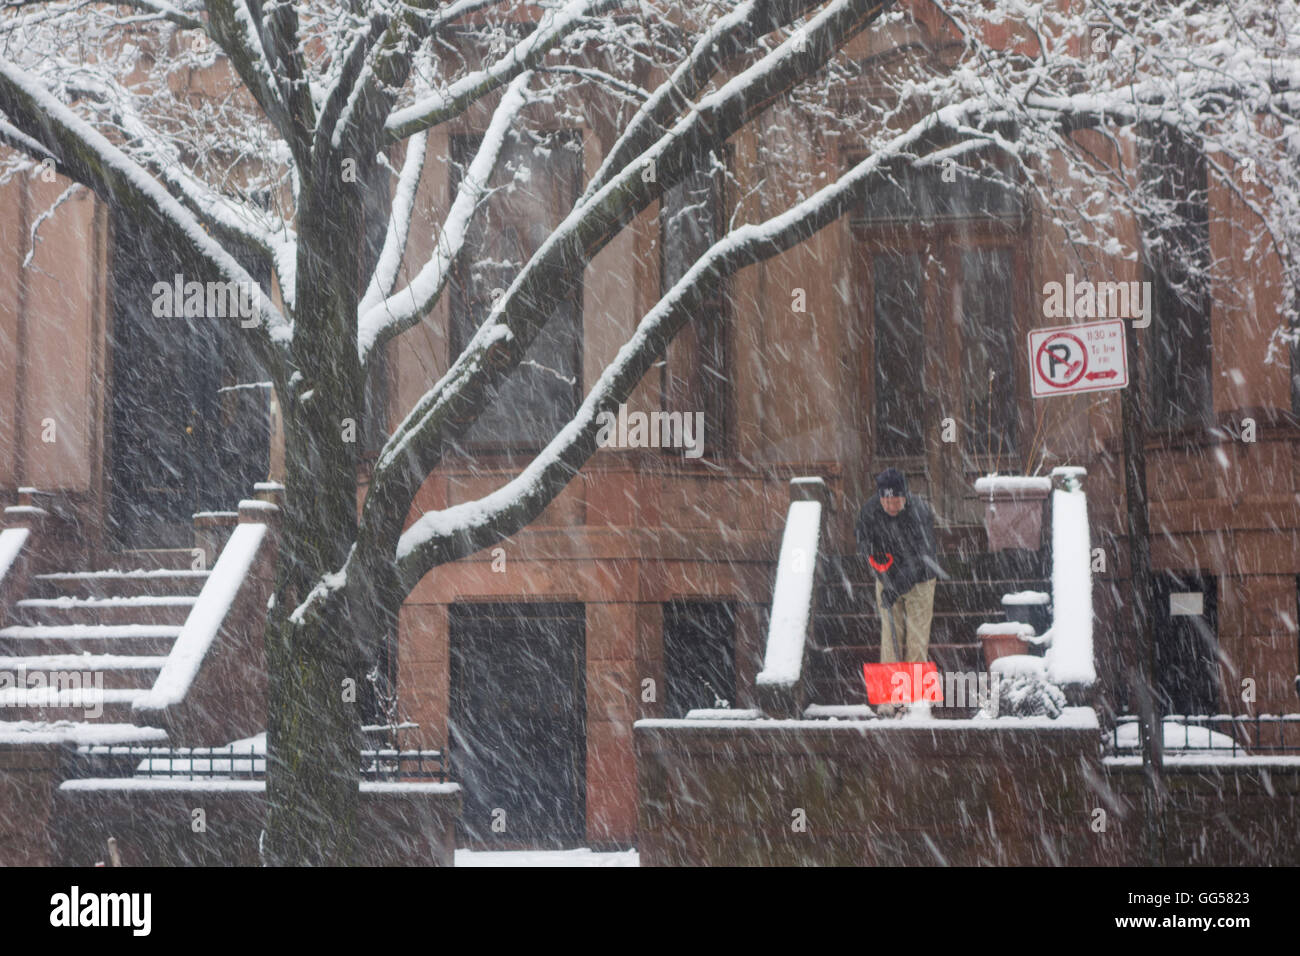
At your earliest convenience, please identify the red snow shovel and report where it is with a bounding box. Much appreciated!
[862,661,943,705]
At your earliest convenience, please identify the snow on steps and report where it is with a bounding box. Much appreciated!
[33,570,209,599]
[0,653,167,691]
[13,595,197,627]
[0,511,274,734]
[133,521,272,739]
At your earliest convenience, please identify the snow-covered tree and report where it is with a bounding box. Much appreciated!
[2,0,1297,863]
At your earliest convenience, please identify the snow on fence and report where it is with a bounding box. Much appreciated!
[756,478,828,717]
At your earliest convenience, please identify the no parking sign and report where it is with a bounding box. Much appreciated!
[1028,319,1128,398]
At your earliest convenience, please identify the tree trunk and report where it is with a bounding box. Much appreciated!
[264,599,364,865]
[263,360,366,865]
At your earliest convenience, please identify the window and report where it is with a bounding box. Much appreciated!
[871,251,925,456]
[663,601,736,717]
[1140,123,1213,432]
[855,157,1025,463]
[449,129,583,451]
[861,161,1026,225]
[660,155,730,457]
[958,246,1017,457]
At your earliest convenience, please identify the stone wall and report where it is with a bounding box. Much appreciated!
[53,780,461,866]
[635,711,1105,866]
[1101,757,1300,866]
[0,743,63,866]
[636,711,1300,866]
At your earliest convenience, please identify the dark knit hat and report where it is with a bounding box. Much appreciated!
[876,467,907,498]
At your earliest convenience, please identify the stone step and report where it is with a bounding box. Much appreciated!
[10,596,195,628]
[32,570,209,600]
[823,549,1048,584]
[816,582,1050,621]
[0,654,166,690]
[815,611,1000,648]
[0,698,138,724]
[94,549,201,572]
[0,625,181,657]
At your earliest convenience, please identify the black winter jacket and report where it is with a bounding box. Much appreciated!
[855,495,941,608]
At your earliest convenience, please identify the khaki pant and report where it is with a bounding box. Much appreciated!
[876,577,936,663]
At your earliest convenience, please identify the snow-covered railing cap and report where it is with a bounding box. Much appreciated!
[973,474,1052,497]
[1051,466,1087,491]
[1046,473,1095,690]
[977,621,1037,637]
[755,477,827,718]
[1002,590,1050,606]
[789,476,830,504]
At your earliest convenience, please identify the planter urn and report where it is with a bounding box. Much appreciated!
[973,475,1052,552]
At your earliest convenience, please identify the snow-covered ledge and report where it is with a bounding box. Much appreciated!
[756,477,830,718]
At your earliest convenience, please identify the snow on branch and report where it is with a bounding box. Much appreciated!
[109,0,205,30]
[205,0,310,165]
[356,127,427,326]
[372,0,890,501]
[579,0,825,205]
[358,70,533,364]
[384,0,619,141]
[392,104,996,581]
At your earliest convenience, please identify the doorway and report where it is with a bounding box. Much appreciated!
[106,204,271,549]
[449,602,587,848]
[1153,573,1220,716]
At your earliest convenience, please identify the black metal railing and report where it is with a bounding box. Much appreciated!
[1105,714,1300,757]
[65,745,452,783]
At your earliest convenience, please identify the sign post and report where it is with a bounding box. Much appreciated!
[1028,315,1161,862]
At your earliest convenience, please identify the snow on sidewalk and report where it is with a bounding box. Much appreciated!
[454,848,639,867]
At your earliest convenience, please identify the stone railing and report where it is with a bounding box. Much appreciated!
[755,477,831,718]
[132,487,282,744]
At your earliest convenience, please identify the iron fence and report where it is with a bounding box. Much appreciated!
[65,744,452,783]
[1106,714,1300,757]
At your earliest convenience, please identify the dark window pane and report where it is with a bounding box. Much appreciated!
[859,162,1025,225]
[873,252,925,456]
[959,247,1017,455]
[449,130,583,450]
[1141,123,1212,432]
[663,601,736,717]
[661,158,729,456]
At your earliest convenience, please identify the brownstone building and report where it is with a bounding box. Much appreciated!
[2,4,1297,855]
